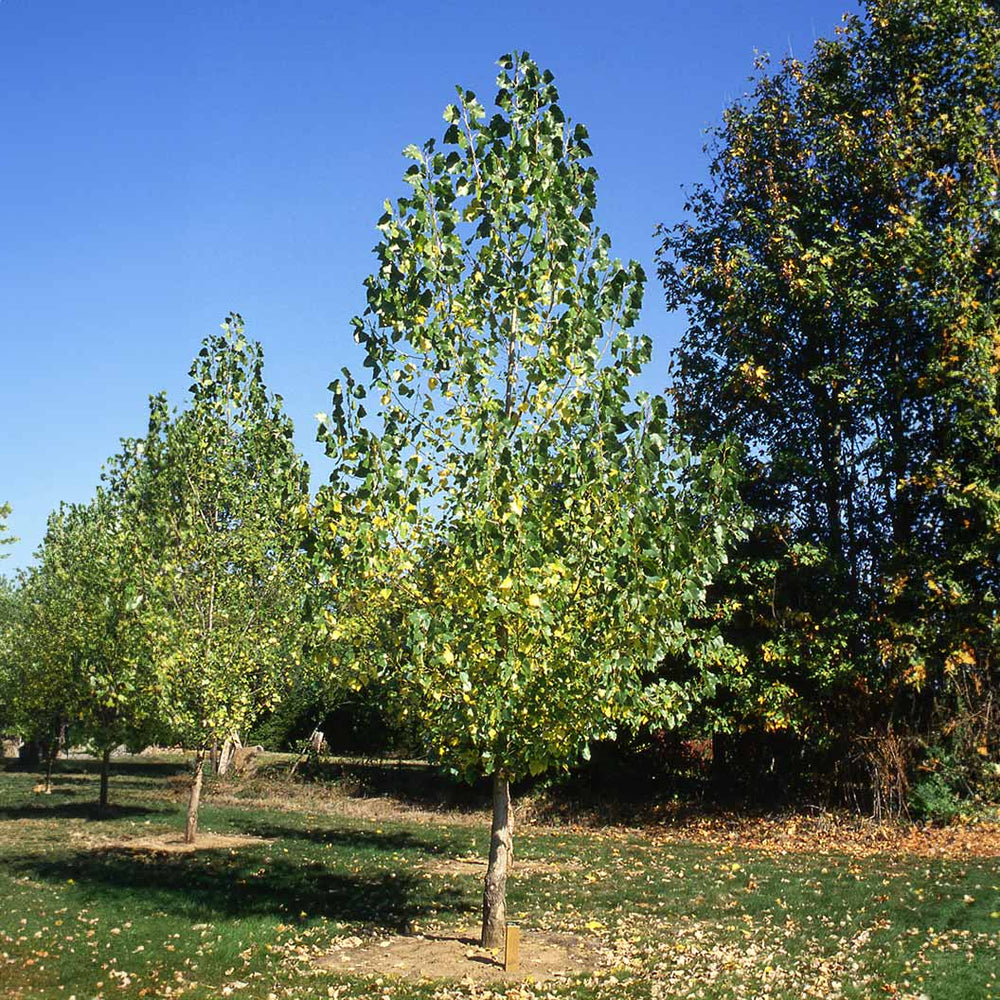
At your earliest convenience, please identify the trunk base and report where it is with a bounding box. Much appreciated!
[481,773,513,949]
[98,747,112,815]
[184,750,206,844]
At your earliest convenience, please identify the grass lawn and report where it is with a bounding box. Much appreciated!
[1,754,999,1000]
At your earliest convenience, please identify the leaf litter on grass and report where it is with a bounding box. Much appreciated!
[4,758,1000,1000]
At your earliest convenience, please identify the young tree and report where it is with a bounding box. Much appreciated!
[1,499,155,802]
[657,0,1000,799]
[0,509,20,739]
[38,496,159,811]
[117,315,312,842]
[0,575,23,739]
[316,53,746,947]
[6,546,81,792]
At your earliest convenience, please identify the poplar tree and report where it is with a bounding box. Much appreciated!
[316,54,746,946]
[3,497,158,807]
[117,316,311,842]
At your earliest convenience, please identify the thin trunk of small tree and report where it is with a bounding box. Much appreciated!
[99,746,112,814]
[184,749,207,844]
[481,772,513,949]
[41,728,61,794]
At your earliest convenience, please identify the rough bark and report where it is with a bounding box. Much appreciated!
[99,746,112,813]
[184,749,207,844]
[217,733,240,776]
[481,773,513,949]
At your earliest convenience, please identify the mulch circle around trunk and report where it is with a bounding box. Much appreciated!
[82,832,269,854]
[316,927,599,983]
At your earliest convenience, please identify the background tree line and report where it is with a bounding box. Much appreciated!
[658,0,1000,819]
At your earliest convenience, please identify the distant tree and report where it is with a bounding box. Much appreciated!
[34,496,159,810]
[0,510,31,759]
[115,316,312,842]
[1,498,156,802]
[657,0,1000,799]
[6,549,80,792]
[0,575,22,735]
[316,53,746,947]
[1,503,22,742]
[0,503,15,559]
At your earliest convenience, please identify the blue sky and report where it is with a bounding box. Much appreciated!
[0,0,860,571]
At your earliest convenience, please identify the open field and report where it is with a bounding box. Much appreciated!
[1,755,999,1000]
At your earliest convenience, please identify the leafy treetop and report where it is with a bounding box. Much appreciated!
[317,52,747,784]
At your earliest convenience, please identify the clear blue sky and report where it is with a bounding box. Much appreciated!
[0,0,860,572]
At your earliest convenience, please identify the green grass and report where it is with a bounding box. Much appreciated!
[1,756,999,1000]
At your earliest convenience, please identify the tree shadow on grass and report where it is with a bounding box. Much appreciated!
[0,801,168,821]
[12,848,475,930]
[244,821,454,858]
[6,758,191,780]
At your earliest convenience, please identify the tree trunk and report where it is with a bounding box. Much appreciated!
[43,744,55,794]
[99,746,112,814]
[481,773,514,949]
[184,750,207,844]
[217,733,240,776]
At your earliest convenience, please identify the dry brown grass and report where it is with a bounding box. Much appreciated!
[76,830,271,854]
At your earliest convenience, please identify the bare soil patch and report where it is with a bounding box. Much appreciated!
[82,831,269,854]
[317,927,597,983]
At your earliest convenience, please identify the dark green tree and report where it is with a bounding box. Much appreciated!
[658,0,1000,804]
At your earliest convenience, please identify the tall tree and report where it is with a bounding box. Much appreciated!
[115,315,312,842]
[657,0,1000,795]
[316,53,746,947]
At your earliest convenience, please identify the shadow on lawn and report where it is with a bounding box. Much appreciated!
[4,758,191,779]
[12,848,473,929]
[0,800,168,821]
[245,821,453,857]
